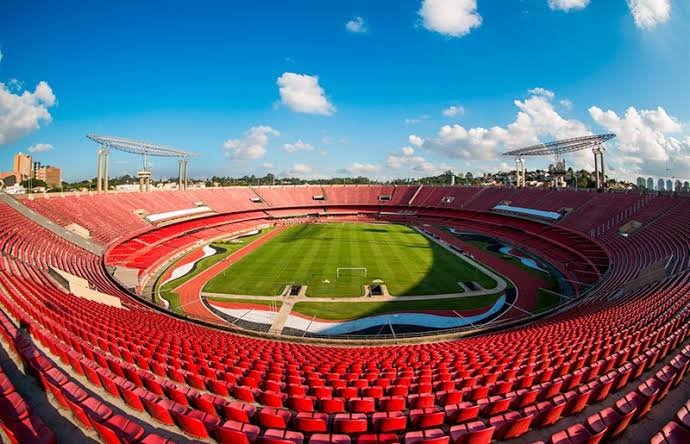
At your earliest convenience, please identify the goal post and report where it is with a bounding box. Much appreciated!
[336,267,367,278]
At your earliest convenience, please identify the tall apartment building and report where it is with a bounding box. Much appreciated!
[35,166,62,188]
[13,153,32,180]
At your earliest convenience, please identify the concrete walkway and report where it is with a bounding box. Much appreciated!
[209,288,509,334]
[203,288,503,303]
[268,298,297,333]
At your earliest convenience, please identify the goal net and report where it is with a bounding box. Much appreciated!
[336,267,367,278]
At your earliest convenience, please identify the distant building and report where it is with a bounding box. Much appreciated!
[157,182,179,190]
[115,184,139,192]
[4,184,26,194]
[647,177,654,191]
[13,153,32,180]
[636,177,646,189]
[675,180,682,192]
[658,178,665,191]
[35,166,62,188]
[667,179,673,192]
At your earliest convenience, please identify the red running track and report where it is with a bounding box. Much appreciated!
[158,246,208,286]
[172,225,288,323]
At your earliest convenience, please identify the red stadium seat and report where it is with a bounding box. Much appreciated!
[295,412,329,434]
[550,423,605,444]
[215,420,260,444]
[358,434,400,444]
[651,421,690,444]
[372,411,407,433]
[449,421,495,444]
[404,428,449,444]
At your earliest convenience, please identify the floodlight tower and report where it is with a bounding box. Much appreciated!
[514,156,526,187]
[138,151,151,192]
[96,148,109,193]
[504,134,616,190]
[87,134,196,193]
[593,146,606,189]
[549,154,567,188]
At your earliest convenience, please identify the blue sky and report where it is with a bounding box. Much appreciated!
[1,0,689,182]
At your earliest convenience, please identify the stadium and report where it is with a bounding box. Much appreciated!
[0,153,689,443]
[2,1,690,444]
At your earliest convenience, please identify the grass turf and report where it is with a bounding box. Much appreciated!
[203,223,497,297]
[292,294,502,320]
[534,288,563,312]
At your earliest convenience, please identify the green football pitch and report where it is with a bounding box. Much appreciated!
[203,222,497,297]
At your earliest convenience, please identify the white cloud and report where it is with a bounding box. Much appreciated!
[34,82,56,106]
[387,146,452,176]
[405,114,429,124]
[223,126,279,160]
[0,80,56,147]
[261,162,273,169]
[346,162,382,175]
[640,107,683,133]
[527,87,555,99]
[345,16,368,34]
[590,105,690,178]
[288,163,312,175]
[281,163,330,179]
[409,134,424,146]
[627,0,671,29]
[560,99,573,110]
[548,0,590,11]
[27,143,54,153]
[423,125,509,160]
[277,72,336,115]
[512,92,589,141]
[442,105,464,117]
[282,139,315,153]
[321,133,346,145]
[419,0,482,37]
[417,88,589,161]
